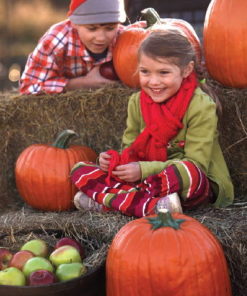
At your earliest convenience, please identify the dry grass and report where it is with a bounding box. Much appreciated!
[0,81,246,295]
[207,77,247,197]
[0,203,246,295]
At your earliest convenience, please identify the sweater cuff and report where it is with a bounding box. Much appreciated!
[139,161,167,180]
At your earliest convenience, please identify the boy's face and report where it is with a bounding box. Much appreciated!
[73,23,119,54]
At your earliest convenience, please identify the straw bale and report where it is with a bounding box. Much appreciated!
[0,204,246,296]
[0,81,246,295]
[0,80,246,209]
[0,208,133,272]
[0,80,247,210]
[207,77,247,198]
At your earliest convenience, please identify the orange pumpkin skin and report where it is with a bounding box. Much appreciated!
[113,9,202,89]
[161,18,202,65]
[106,211,232,296]
[15,130,97,211]
[113,27,149,88]
[203,0,247,88]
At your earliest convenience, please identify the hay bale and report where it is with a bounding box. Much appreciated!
[207,78,247,198]
[0,209,133,272]
[189,204,247,296]
[0,80,246,210]
[0,205,246,296]
[0,209,133,294]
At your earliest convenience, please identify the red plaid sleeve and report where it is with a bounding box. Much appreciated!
[19,23,73,94]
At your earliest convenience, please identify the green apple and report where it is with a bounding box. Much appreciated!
[0,267,26,286]
[49,245,82,267]
[23,257,54,277]
[56,263,86,282]
[21,239,48,257]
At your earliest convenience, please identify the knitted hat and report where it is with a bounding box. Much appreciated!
[68,0,126,25]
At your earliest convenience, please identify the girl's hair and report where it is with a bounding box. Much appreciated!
[138,31,221,114]
[138,30,196,69]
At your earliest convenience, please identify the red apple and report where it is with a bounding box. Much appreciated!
[99,61,119,80]
[9,250,35,270]
[0,247,13,270]
[28,270,57,286]
[55,237,85,259]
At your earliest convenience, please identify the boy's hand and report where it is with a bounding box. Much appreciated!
[87,66,117,86]
[66,66,117,90]
[112,162,141,183]
[99,151,111,172]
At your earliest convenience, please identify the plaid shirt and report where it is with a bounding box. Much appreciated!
[19,20,145,94]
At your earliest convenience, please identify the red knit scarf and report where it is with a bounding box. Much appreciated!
[106,72,197,184]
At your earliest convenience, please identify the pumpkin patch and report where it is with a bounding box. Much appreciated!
[15,130,97,211]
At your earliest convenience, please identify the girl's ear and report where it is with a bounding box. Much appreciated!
[182,61,194,78]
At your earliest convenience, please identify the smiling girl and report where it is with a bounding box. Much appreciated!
[71,31,234,217]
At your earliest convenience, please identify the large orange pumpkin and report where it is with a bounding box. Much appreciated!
[106,209,232,296]
[15,130,97,211]
[113,8,202,88]
[203,0,247,88]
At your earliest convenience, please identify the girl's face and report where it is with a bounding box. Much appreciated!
[138,53,194,103]
[73,23,119,53]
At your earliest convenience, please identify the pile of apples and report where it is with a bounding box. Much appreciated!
[0,237,86,286]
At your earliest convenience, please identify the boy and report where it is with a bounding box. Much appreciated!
[19,0,130,94]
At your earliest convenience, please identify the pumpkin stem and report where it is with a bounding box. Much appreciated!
[146,209,185,230]
[52,129,78,149]
[141,8,162,27]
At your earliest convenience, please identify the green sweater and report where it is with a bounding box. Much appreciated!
[121,87,234,207]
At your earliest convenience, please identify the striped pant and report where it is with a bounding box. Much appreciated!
[70,161,213,217]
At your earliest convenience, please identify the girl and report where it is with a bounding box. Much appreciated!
[71,31,234,217]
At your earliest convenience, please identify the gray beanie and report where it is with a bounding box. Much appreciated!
[68,0,126,25]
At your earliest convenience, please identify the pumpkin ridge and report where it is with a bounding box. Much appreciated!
[197,224,232,294]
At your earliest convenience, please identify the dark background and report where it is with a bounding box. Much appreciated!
[0,0,210,92]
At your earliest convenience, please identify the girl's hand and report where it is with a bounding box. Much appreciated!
[99,151,111,172]
[112,162,141,183]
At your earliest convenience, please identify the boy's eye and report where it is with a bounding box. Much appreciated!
[86,26,97,31]
[139,69,149,74]
[105,26,117,31]
[160,71,169,75]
